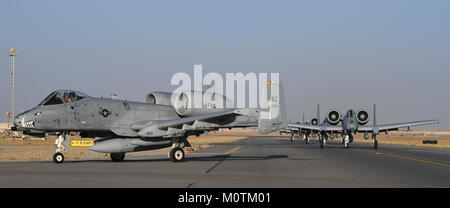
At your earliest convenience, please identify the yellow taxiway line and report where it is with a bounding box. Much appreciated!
[353,149,450,168]
[224,138,250,155]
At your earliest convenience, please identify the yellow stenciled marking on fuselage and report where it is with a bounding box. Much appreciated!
[71,140,94,147]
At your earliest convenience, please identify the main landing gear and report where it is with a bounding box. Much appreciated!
[111,153,125,162]
[53,133,70,164]
[372,134,378,149]
[168,136,189,162]
[169,147,185,162]
[290,132,306,143]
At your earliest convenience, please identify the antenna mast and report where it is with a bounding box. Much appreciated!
[9,48,15,128]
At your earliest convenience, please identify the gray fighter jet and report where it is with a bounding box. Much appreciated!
[280,114,316,143]
[288,104,439,149]
[12,83,286,163]
[282,106,322,143]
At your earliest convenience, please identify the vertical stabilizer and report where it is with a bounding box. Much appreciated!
[373,104,376,126]
[317,104,320,123]
[258,81,287,134]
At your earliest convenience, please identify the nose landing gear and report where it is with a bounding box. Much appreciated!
[319,134,327,148]
[343,134,353,149]
[53,152,64,163]
[53,133,70,164]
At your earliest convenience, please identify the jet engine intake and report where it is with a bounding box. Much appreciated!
[144,92,173,105]
[357,110,370,125]
[326,109,341,125]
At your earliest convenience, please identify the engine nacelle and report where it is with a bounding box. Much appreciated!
[172,91,234,117]
[144,91,173,105]
[356,110,370,125]
[326,109,341,125]
[310,118,318,125]
[145,91,235,117]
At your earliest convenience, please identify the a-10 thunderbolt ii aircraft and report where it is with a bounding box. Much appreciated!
[280,108,320,143]
[11,82,286,163]
[287,104,439,149]
[280,114,316,143]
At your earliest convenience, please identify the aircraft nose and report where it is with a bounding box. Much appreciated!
[13,110,37,129]
[13,115,22,128]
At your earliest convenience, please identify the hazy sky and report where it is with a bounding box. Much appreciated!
[1,1,449,129]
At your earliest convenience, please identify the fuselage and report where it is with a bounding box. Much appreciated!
[14,96,180,133]
[13,90,256,138]
[341,109,359,133]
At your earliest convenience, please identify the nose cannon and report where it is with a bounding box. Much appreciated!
[10,120,18,131]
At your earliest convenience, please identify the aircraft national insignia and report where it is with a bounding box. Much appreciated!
[101,109,110,117]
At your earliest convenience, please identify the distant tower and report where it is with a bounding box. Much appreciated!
[9,48,15,128]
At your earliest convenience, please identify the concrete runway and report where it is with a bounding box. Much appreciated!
[0,136,449,188]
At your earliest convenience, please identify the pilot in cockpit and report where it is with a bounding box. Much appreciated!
[63,93,70,103]
[37,90,88,106]
[63,92,78,103]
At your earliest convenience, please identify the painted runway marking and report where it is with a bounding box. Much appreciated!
[205,138,249,174]
[225,145,242,155]
[354,149,450,168]
[224,137,251,154]
[189,138,249,156]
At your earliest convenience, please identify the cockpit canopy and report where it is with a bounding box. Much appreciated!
[38,90,88,106]
[347,109,355,118]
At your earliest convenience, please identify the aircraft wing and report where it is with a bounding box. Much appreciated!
[131,109,258,138]
[288,123,343,132]
[357,120,439,133]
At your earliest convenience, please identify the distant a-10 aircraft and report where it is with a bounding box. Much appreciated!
[286,104,438,149]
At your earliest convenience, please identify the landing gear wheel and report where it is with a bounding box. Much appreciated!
[170,147,185,162]
[344,141,349,149]
[110,153,125,162]
[319,139,324,148]
[372,140,378,149]
[53,152,64,164]
[344,135,350,149]
[305,137,309,144]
